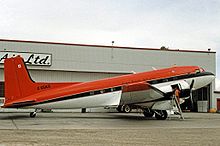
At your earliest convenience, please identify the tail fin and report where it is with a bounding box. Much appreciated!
[4,56,37,104]
[4,56,81,106]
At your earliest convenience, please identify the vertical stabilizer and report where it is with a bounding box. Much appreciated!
[4,56,36,104]
[4,56,81,106]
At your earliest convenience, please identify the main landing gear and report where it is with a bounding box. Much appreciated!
[117,105,168,120]
[143,108,168,120]
[154,110,168,120]
[116,105,132,113]
[143,108,154,117]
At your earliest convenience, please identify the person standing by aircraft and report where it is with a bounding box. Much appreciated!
[174,86,181,103]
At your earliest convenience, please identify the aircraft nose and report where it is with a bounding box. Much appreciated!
[206,72,215,81]
[210,72,215,79]
[192,72,215,90]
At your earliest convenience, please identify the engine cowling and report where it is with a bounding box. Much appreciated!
[152,80,191,99]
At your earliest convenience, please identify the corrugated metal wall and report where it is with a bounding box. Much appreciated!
[0,40,215,73]
[29,70,123,82]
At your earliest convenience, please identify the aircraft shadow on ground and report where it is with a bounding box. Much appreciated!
[0,115,29,120]
[0,113,156,121]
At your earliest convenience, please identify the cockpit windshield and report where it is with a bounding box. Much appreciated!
[199,67,205,72]
[195,67,205,73]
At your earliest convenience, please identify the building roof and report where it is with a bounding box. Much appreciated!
[0,38,216,54]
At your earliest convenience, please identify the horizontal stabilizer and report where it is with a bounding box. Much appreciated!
[10,100,36,108]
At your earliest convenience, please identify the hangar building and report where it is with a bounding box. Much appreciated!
[0,39,216,112]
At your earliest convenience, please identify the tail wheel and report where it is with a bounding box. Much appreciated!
[122,105,132,113]
[155,110,167,120]
[30,112,37,118]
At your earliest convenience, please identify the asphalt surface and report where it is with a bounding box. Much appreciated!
[0,112,220,146]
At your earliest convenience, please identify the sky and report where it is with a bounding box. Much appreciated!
[0,0,220,88]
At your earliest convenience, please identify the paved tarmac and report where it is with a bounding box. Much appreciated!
[0,112,220,146]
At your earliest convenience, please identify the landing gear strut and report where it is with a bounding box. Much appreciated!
[30,112,37,118]
[116,105,123,113]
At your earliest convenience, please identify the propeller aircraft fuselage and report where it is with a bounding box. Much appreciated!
[2,56,215,120]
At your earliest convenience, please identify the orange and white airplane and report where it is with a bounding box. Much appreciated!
[2,56,215,120]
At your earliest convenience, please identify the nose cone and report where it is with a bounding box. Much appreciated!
[193,72,215,90]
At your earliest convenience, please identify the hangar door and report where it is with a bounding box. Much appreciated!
[217,99,220,111]
[0,82,4,97]
[0,82,4,105]
[194,85,210,112]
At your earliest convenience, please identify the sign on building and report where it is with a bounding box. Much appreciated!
[0,51,52,66]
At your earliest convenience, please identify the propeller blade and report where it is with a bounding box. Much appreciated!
[190,92,194,108]
[190,79,195,90]
[189,79,195,110]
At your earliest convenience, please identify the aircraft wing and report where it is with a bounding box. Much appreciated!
[121,80,191,110]
[121,81,167,105]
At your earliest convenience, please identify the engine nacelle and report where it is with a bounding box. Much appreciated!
[152,80,191,99]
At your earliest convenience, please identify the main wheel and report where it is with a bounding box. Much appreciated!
[155,110,167,120]
[122,105,132,113]
[143,108,154,117]
[30,112,37,118]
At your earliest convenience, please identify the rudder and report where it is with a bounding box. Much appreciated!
[4,56,36,104]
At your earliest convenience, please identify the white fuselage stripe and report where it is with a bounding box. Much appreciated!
[28,90,122,109]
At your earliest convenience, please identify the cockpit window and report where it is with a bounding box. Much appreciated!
[195,67,205,73]
[200,68,205,72]
[195,69,200,73]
